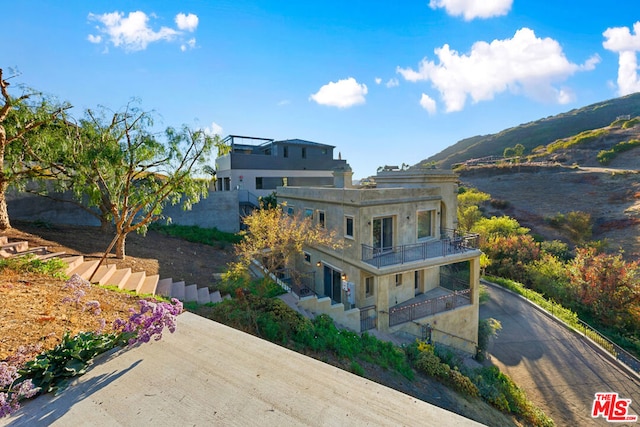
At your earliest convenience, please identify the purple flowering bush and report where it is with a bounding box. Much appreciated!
[0,346,41,418]
[114,298,184,345]
[1,275,183,418]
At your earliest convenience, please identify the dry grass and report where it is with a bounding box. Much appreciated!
[0,267,141,360]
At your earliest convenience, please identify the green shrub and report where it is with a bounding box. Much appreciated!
[476,318,502,361]
[350,361,365,377]
[597,139,640,164]
[0,254,68,279]
[19,331,122,395]
[149,223,242,245]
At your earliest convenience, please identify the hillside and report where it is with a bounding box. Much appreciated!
[455,118,640,258]
[421,92,640,168]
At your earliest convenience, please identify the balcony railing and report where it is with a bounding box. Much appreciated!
[361,233,479,268]
[389,289,471,327]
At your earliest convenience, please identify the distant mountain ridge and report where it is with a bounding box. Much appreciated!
[422,92,640,168]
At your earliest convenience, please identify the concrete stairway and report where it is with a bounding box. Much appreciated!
[1,236,229,305]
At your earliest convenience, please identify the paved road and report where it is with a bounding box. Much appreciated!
[480,282,640,426]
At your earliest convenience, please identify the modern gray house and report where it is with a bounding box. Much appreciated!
[214,135,348,198]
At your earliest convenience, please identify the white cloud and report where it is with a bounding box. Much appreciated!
[88,11,199,52]
[277,99,291,106]
[375,77,382,85]
[397,28,597,112]
[603,22,640,96]
[420,94,437,114]
[428,0,512,21]
[87,34,102,43]
[175,13,198,32]
[181,38,197,52]
[386,78,399,88]
[309,77,368,108]
[205,121,223,136]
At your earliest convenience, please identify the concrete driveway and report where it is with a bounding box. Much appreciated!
[480,281,640,426]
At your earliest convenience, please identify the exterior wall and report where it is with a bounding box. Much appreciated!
[7,187,241,233]
[216,169,335,197]
[393,304,479,354]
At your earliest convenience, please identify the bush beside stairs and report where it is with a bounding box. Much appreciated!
[0,236,229,305]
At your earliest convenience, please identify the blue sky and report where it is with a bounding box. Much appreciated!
[3,1,640,178]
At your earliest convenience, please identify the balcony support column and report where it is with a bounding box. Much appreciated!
[376,275,391,332]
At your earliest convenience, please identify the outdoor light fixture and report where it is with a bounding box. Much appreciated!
[316,261,321,267]
[341,273,347,281]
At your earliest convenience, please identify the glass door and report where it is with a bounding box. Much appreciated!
[373,217,393,252]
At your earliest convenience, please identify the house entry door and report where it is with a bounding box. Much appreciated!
[323,265,342,303]
[373,217,393,252]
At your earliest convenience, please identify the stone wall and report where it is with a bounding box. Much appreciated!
[6,188,240,233]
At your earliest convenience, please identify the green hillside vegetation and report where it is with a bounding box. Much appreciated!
[422,92,640,168]
[597,139,640,164]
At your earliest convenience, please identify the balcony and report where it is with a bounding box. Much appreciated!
[361,232,480,268]
[388,287,471,327]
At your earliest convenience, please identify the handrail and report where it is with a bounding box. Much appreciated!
[361,232,480,268]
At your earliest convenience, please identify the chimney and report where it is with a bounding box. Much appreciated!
[333,164,353,188]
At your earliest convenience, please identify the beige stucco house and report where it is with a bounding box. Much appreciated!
[277,165,482,354]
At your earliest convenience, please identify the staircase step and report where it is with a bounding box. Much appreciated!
[62,255,85,274]
[197,287,211,305]
[184,284,198,302]
[69,260,101,280]
[107,268,132,289]
[1,241,29,254]
[91,264,117,285]
[122,271,146,292]
[137,274,159,295]
[156,278,173,297]
[210,290,222,304]
[37,251,66,260]
[171,281,186,301]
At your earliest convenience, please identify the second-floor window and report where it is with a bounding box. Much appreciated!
[302,147,307,158]
[345,216,354,238]
[318,211,325,228]
[417,210,435,240]
[255,177,263,189]
[283,146,289,158]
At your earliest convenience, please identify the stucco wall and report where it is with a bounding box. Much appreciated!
[7,188,240,233]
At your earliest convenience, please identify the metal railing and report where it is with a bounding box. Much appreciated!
[577,320,640,373]
[360,305,377,331]
[361,233,479,268]
[275,268,317,298]
[389,289,471,327]
[238,189,260,208]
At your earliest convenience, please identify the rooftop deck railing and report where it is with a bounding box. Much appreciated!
[361,232,479,268]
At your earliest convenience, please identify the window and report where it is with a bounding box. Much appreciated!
[395,273,403,287]
[321,148,328,155]
[373,217,393,251]
[286,206,295,216]
[301,147,307,158]
[417,210,434,240]
[345,216,354,238]
[282,177,288,187]
[283,146,289,158]
[255,177,263,190]
[318,211,325,228]
[365,276,374,297]
[303,252,311,264]
[223,177,230,191]
[304,208,313,219]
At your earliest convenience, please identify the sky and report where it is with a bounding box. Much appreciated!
[3,0,640,178]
